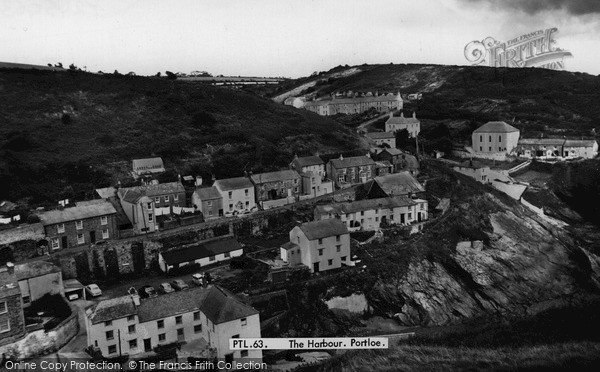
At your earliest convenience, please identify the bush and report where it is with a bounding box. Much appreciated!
[29,293,71,319]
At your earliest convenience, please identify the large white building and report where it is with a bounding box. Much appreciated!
[302,92,403,116]
[213,177,256,215]
[85,285,262,361]
[385,112,420,138]
[472,121,520,154]
[158,236,244,273]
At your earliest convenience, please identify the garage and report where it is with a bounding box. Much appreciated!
[63,279,86,301]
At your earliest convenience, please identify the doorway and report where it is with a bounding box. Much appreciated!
[144,338,152,352]
[90,231,96,244]
[313,262,319,273]
[61,236,68,249]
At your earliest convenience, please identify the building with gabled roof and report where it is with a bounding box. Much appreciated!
[15,261,64,307]
[0,263,26,346]
[281,219,350,273]
[472,121,520,155]
[290,155,326,178]
[303,92,402,116]
[250,170,302,209]
[385,112,420,137]
[132,157,165,179]
[213,177,256,215]
[365,131,396,148]
[192,186,223,220]
[158,236,243,273]
[85,285,261,360]
[326,154,376,189]
[373,172,425,198]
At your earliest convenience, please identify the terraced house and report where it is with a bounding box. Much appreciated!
[85,285,262,361]
[0,263,26,347]
[38,200,118,250]
[250,170,302,209]
[326,155,376,188]
[213,177,256,215]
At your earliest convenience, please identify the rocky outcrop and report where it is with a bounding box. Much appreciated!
[370,194,600,327]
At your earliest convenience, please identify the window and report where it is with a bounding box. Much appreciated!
[106,330,114,340]
[421,203,425,210]
[336,235,340,242]
[158,333,166,342]
[22,296,30,304]
[232,334,240,339]
[177,328,185,340]
[375,217,379,222]
[294,187,298,193]
[128,324,136,334]
[245,189,249,196]
[241,318,247,326]
[208,211,213,216]
[51,238,60,250]
[157,320,164,329]
[194,311,200,321]
[194,324,202,333]
[155,197,160,204]
[480,135,482,142]
[128,339,137,349]
[489,147,492,151]
[228,191,233,199]
[489,136,492,142]
[108,345,117,354]
[318,249,324,256]
[338,175,344,183]
[164,196,169,203]
[0,301,6,314]
[175,316,182,325]
[346,213,350,218]
[408,213,412,220]
[224,252,230,258]
[127,315,135,322]
[342,256,347,261]
[148,213,153,222]
[499,135,502,141]
[174,194,179,201]
[75,220,83,230]
[245,201,249,208]
[241,350,249,358]
[328,259,333,266]
[336,245,341,253]
[229,204,233,211]
[105,320,112,327]
[147,202,152,209]
[207,201,212,207]
[100,216,108,225]
[480,146,482,151]
[209,255,215,261]
[318,238,323,245]
[102,229,109,239]
[77,233,85,244]
[360,211,364,216]
[57,224,65,233]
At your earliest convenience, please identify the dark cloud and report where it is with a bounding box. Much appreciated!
[463,0,600,15]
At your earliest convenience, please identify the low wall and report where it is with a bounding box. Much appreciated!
[0,309,79,359]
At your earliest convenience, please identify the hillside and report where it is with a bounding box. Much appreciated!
[264,64,600,148]
[0,68,362,204]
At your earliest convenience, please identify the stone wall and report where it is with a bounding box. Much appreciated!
[0,223,46,264]
[0,308,78,359]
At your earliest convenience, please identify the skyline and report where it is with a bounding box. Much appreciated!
[1,0,600,78]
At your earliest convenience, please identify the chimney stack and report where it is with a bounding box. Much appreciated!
[400,112,404,118]
[412,112,416,119]
[6,262,14,275]
[339,154,344,160]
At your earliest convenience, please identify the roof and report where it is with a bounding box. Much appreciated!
[0,266,20,297]
[473,121,519,134]
[250,170,300,184]
[304,94,401,106]
[564,140,597,147]
[195,186,222,201]
[63,279,84,290]
[281,242,300,251]
[298,219,348,241]
[213,177,253,191]
[38,200,116,225]
[132,157,165,171]
[376,160,393,168]
[90,285,257,325]
[160,236,242,266]
[96,187,117,199]
[0,223,45,245]
[456,159,488,169]
[374,172,425,196]
[315,196,416,216]
[380,148,404,156]
[328,156,376,169]
[293,156,324,167]
[365,132,395,140]
[518,138,566,146]
[15,261,61,281]
[118,182,185,203]
[88,296,137,324]
[0,201,16,214]
[386,114,420,125]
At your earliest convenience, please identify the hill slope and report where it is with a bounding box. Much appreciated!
[0,68,362,203]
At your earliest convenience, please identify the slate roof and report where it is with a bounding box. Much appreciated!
[365,132,395,140]
[518,138,566,146]
[88,295,137,324]
[15,261,61,280]
[298,219,348,241]
[315,196,416,216]
[386,114,420,125]
[304,94,401,106]
[380,148,404,156]
[293,156,324,167]
[199,285,258,324]
[38,200,117,225]
[374,172,425,196]
[119,182,185,203]
[95,187,117,199]
[0,266,20,297]
[473,121,519,133]
[137,289,200,322]
[214,177,254,191]
[328,156,376,169]
[250,170,300,184]
[0,201,16,214]
[564,140,597,147]
[132,157,165,172]
[281,242,300,251]
[195,186,222,201]
[160,236,242,266]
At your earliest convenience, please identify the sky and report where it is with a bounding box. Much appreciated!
[1,0,599,78]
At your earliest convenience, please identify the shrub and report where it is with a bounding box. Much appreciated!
[29,293,71,319]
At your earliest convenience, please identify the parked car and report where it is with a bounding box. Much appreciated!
[139,285,158,298]
[192,273,204,286]
[85,284,102,297]
[171,279,189,291]
[159,282,175,293]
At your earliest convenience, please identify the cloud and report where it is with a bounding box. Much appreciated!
[461,0,600,15]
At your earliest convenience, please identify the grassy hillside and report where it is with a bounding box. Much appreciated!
[0,68,361,204]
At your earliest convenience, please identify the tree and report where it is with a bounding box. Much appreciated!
[155,72,161,77]
[68,63,77,71]
[55,62,63,68]
[165,71,177,80]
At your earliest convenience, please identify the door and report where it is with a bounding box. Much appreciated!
[61,236,68,249]
[144,338,152,352]
[313,262,319,273]
[90,231,96,244]
[418,213,422,222]
[177,328,185,342]
[400,214,405,224]
[225,353,234,365]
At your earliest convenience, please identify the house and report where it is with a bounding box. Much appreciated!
[300,171,333,199]
[326,155,376,189]
[38,199,118,250]
[192,187,223,219]
[15,261,64,307]
[472,121,520,154]
[515,139,565,158]
[85,285,262,361]
[302,92,402,116]
[452,159,528,200]
[374,148,419,175]
[289,155,326,178]
[365,132,396,148]
[372,172,426,198]
[132,157,165,179]
[281,219,350,273]
[562,140,598,159]
[385,112,420,138]
[213,177,256,215]
[0,263,26,347]
[250,170,302,209]
[118,182,186,234]
[0,201,19,225]
[314,196,427,231]
[158,236,243,273]
[374,161,393,177]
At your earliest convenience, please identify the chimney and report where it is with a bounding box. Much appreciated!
[412,112,416,119]
[400,112,404,118]
[389,112,393,118]
[132,295,141,307]
[195,176,203,186]
[366,152,371,158]
[6,262,14,275]
[339,154,344,160]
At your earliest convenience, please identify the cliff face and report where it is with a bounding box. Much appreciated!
[367,171,600,327]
